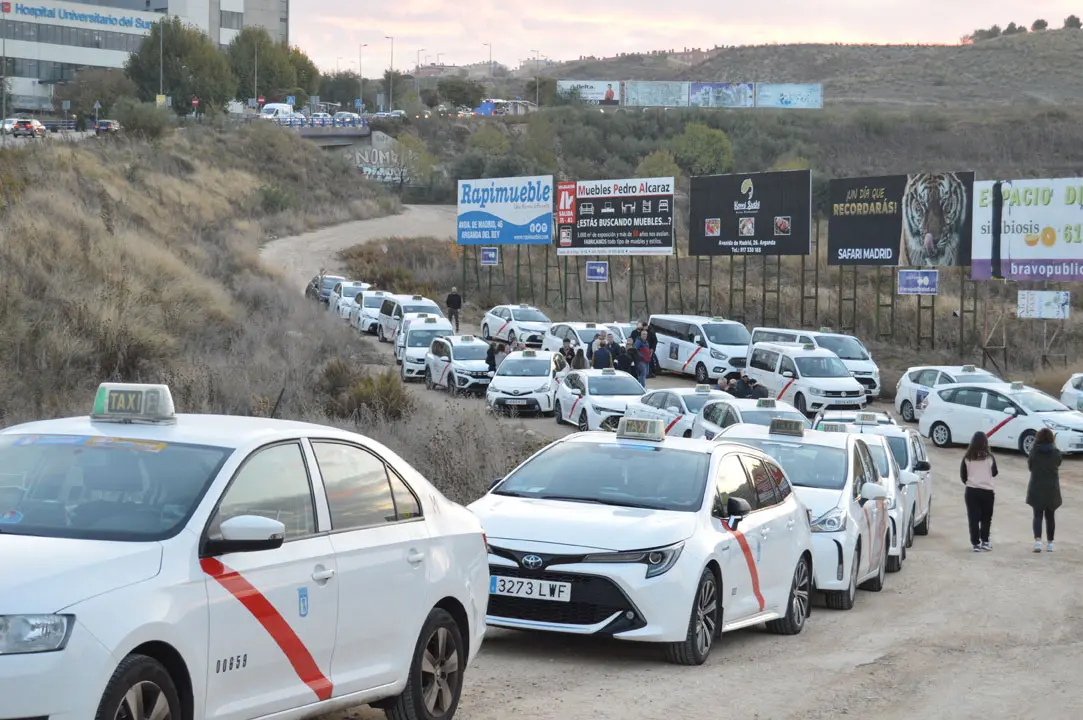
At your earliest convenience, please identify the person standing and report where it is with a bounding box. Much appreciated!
[494,343,508,368]
[646,324,659,377]
[485,342,497,374]
[960,431,998,552]
[560,338,576,367]
[614,341,634,374]
[571,348,589,370]
[1026,427,1062,553]
[634,330,652,388]
[592,339,613,369]
[446,286,462,332]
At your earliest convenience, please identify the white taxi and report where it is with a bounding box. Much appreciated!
[480,304,552,347]
[395,312,447,364]
[691,397,810,440]
[541,322,608,355]
[919,381,1083,455]
[0,383,488,720]
[400,317,453,381]
[424,335,493,395]
[486,349,570,415]
[894,364,1001,422]
[812,408,896,430]
[744,342,867,417]
[329,281,372,320]
[1060,372,1083,411]
[351,290,394,334]
[553,368,645,431]
[469,418,814,665]
[717,419,890,611]
[624,385,734,437]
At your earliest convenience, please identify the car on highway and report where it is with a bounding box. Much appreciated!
[894,364,1001,422]
[400,316,454,381]
[480,304,552,347]
[0,382,488,720]
[691,397,810,440]
[1,118,16,135]
[1059,372,1083,411]
[624,385,734,437]
[424,334,492,395]
[94,119,121,136]
[469,417,815,665]
[716,419,890,611]
[351,290,394,334]
[328,280,372,320]
[918,381,1083,455]
[305,273,345,304]
[553,368,645,431]
[486,349,570,415]
[11,118,45,138]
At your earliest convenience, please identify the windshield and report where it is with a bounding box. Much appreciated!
[0,434,232,541]
[342,286,363,299]
[682,394,717,414]
[407,329,444,348]
[511,308,550,323]
[701,323,751,346]
[1014,391,1069,413]
[363,296,384,308]
[886,436,908,469]
[453,345,488,361]
[404,304,441,315]
[576,328,601,342]
[587,375,645,396]
[497,358,550,377]
[321,277,343,290]
[815,335,870,361]
[741,410,813,429]
[796,356,853,378]
[865,444,890,478]
[493,442,709,512]
[726,438,847,490]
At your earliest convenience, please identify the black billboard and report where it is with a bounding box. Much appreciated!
[688,170,812,256]
[556,177,675,256]
[828,172,975,266]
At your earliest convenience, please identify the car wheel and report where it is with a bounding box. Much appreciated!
[554,400,563,424]
[425,369,434,391]
[683,429,692,438]
[906,510,916,548]
[766,554,811,635]
[860,535,888,592]
[1019,429,1037,456]
[383,608,465,720]
[447,374,457,396]
[695,363,708,384]
[794,393,808,416]
[664,567,719,666]
[930,422,952,448]
[482,323,490,340]
[825,549,858,610]
[93,654,182,720]
[900,400,915,422]
[915,503,931,536]
[886,535,903,573]
[578,411,589,432]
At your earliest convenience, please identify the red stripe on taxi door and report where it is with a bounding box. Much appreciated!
[664,415,684,434]
[986,415,1013,438]
[439,363,450,386]
[680,346,702,373]
[568,396,582,419]
[201,558,333,702]
[721,521,765,612]
[778,378,796,400]
[496,320,511,337]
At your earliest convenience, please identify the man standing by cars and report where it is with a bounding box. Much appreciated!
[634,330,653,388]
[592,339,613,369]
[446,286,462,332]
[561,337,576,366]
[615,340,635,374]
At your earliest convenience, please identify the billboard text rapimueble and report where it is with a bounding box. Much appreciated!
[457,176,554,245]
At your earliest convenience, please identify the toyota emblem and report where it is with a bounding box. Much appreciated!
[521,554,543,570]
[511,389,521,395]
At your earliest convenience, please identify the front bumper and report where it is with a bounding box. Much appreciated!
[807,394,866,412]
[810,532,856,591]
[488,390,552,413]
[453,372,491,393]
[402,359,427,378]
[589,409,625,431]
[1055,430,1083,454]
[852,374,882,397]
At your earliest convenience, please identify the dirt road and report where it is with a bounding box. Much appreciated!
[262,214,1083,720]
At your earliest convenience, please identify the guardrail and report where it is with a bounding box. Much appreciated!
[268,117,370,129]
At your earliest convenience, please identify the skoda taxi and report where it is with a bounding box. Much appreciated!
[691,397,810,439]
[744,342,867,417]
[717,419,890,611]
[919,381,1083,455]
[894,364,1001,422]
[424,335,493,395]
[480,305,552,347]
[399,317,453,381]
[624,385,734,437]
[486,349,570,415]
[469,418,814,665]
[0,383,488,720]
[553,368,645,431]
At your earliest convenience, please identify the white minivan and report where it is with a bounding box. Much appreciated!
[258,102,294,120]
[647,314,750,384]
[749,327,881,397]
[745,341,867,417]
[377,294,444,343]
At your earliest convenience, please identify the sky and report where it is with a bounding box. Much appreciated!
[291,0,1078,74]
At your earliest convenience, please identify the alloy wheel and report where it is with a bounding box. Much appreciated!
[695,575,718,656]
[113,681,171,720]
[791,559,811,627]
[420,626,460,717]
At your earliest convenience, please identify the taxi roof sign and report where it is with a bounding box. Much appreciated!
[768,418,804,436]
[519,303,530,307]
[756,398,777,408]
[854,412,879,426]
[709,316,725,322]
[91,383,176,425]
[819,422,849,433]
[411,295,424,300]
[694,384,712,393]
[601,368,616,374]
[424,317,438,323]
[819,327,833,333]
[460,335,477,342]
[616,417,666,442]
[1010,381,1024,391]
[802,343,817,351]
[961,364,976,372]
[585,323,597,327]
[522,349,537,356]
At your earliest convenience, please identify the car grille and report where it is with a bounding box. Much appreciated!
[599,414,623,431]
[487,565,633,626]
[823,390,864,398]
[854,377,878,390]
[466,370,491,378]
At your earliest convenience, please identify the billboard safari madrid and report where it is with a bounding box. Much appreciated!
[972,178,1083,281]
[457,176,554,245]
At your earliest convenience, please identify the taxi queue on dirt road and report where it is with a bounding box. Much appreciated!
[0,279,1077,720]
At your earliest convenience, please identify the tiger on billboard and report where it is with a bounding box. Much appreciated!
[900,172,974,267]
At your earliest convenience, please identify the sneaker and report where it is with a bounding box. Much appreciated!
[972,544,982,552]
[1047,542,1055,552]
[981,542,992,552]
[1034,541,1043,553]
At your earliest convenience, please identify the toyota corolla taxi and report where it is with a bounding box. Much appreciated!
[919,381,1083,455]
[481,304,552,347]
[717,419,890,611]
[425,335,493,395]
[691,397,810,440]
[624,385,734,437]
[469,418,814,666]
[553,369,645,431]
[0,383,488,720]
[894,364,1001,422]
[486,349,570,415]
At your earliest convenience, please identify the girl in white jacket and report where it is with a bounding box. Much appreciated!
[960,431,998,552]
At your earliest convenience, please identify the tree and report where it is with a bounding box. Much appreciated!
[419,88,440,108]
[227,27,295,101]
[467,125,510,156]
[1065,14,1081,28]
[1032,18,1048,30]
[436,76,485,109]
[125,17,234,115]
[394,133,437,190]
[318,71,362,108]
[287,46,320,95]
[522,77,558,106]
[54,68,137,118]
[634,149,681,180]
[1002,22,1027,35]
[381,69,407,109]
[670,124,734,176]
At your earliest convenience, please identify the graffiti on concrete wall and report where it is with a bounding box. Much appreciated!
[355,131,408,183]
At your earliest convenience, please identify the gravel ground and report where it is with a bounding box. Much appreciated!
[262,208,1083,720]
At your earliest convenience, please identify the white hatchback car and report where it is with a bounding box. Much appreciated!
[624,385,734,437]
[351,290,394,334]
[1061,372,1083,411]
[329,281,372,320]
[395,313,446,364]
[480,305,552,347]
[425,335,493,395]
[691,397,810,440]
[893,364,1001,422]
[486,349,570,415]
[469,417,815,666]
[0,383,488,720]
[553,368,645,431]
[400,317,454,381]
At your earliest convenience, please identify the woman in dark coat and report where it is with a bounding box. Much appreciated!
[1026,427,1062,553]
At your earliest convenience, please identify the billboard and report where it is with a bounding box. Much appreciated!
[1017,290,1071,319]
[689,82,754,108]
[457,176,554,245]
[828,172,975,266]
[755,83,824,109]
[556,177,675,256]
[972,179,1083,281]
[688,170,812,256]
[624,81,689,107]
[555,80,621,106]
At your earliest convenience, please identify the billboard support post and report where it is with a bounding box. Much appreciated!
[800,219,820,328]
[515,246,521,303]
[1041,321,1068,370]
[837,266,857,334]
[875,266,895,342]
[695,257,713,315]
[728,257,748,324]
[544,246,562,308]
[762,255,781,327]
[461,247,468,301]
[563,256,583,314]
[664,256,684,314]
[959,267,978,349]
[916,293,936,350]
[981,304,1008,374]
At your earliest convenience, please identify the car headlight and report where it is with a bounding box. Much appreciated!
[0,615,74,655]
[582,542,684,578]
[809,387,827,396]
[872,367,880,377]
[810,507,847,533]
[592,405,620,414]
[533,383,551,393]
[710,350,726,361]
[1043,420,1070,432]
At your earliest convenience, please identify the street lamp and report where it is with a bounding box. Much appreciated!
[385,35,394,111]
[359,43,368,112]
[483,42,492,79]
[531,48,540,107]
[416,47,424,97]
[437,52,444,65]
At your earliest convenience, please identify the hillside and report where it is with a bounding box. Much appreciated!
[544,30,1083,106]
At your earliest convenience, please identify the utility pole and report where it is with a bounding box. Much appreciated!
[415,48,424,98]
[254,39,258,102]
[359,43,367,111]
[158,19,164,96]
[531,48,540,107]
[385,36,394,111]
[2,7,8,127]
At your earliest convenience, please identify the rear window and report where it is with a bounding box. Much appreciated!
[724,438,847,490]
[363,296,384,308]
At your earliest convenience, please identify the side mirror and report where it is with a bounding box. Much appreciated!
[203,515,286,557]
[721,496,752,529]
[488,476,504,491]
[571,388,583,396]
[859,483,888,503]
[782,371,794,379]
[1003,406,1017,416]
[913,460,931,472]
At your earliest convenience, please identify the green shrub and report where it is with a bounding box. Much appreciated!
[318,361,415,421]
[113,98,173,140]
[257,184,299,213]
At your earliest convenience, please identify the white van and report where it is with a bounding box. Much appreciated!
[647,314,751,384]
[400,316,454,380]
[749,327,881,397]
[258,103,294,120]
[744,341,867,417]
[395,312,448,363]
[377,294,444,343]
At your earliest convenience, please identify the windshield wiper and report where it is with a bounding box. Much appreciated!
[491,490,528,497]
[539,495,658,510]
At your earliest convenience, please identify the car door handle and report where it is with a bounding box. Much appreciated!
[786,519,795,529]
[311,567,335,582]
[760,527,770,536]
[407,549,426,564]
